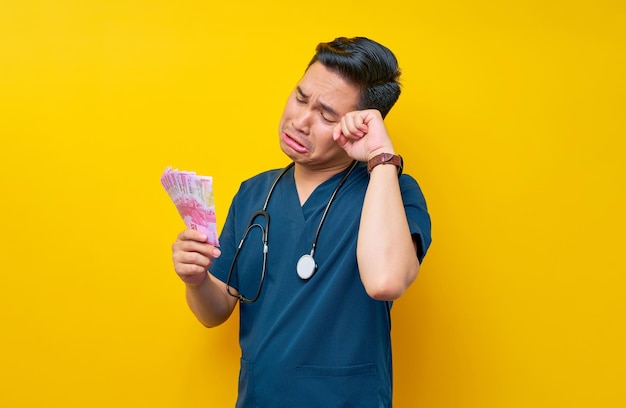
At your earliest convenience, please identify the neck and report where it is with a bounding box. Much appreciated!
[293,160,354,205]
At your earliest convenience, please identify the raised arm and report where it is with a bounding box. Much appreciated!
[333,109,419,300]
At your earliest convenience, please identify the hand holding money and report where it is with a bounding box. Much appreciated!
[160,167,220,246]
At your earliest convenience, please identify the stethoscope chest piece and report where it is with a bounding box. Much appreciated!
[296,254,317,280]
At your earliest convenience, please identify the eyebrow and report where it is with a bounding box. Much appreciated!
[296,86,339,118]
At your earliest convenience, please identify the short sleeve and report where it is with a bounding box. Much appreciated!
[399,174,432,263]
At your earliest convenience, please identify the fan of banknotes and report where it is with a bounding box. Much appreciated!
[160,166,220,246]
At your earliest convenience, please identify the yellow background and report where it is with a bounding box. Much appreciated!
[1,1,624,406]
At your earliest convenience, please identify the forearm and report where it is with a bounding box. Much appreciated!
[185,273,236,328]
[357,164,419,301]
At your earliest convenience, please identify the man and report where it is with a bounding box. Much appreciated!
[171,36,432,407]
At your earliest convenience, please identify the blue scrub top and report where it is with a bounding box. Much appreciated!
[211,162,431,408]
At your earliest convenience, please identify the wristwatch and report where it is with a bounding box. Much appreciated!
[367,153,403,176]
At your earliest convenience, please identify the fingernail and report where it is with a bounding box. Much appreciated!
[213,248,221,257]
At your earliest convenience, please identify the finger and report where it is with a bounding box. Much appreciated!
[335,133,349,149]
[351,112,369,134]
[173,239,220,260]
[357,121,369,134]
[340,119,358,139]
[333,123,342,141]
[176,229,222,255]
[172,248,215,285]
[173,249,212,269]
[333,124,349,147]
[175,263,209,285]
[178,228,208,243]
[342,113,367,138]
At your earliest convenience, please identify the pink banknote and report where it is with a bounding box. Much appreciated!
[161,166,219,246]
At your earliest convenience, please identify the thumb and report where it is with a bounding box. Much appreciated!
[333,124,348,148]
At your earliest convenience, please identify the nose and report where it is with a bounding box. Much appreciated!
[292,106,312,134]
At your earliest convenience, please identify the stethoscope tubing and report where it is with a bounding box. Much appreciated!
[227,160,358,301]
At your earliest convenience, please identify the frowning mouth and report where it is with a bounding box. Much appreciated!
[282,133,310,153]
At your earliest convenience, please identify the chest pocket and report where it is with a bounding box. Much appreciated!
[296,363,379,408]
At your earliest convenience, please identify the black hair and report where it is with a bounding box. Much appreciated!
[307,37,402,118]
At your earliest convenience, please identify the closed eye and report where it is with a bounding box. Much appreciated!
[320,113,336,124]
[295,87,308,104]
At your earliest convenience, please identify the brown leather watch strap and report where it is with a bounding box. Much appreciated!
[367,153,403,175]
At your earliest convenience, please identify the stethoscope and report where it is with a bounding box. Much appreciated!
[226,160,358,302]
